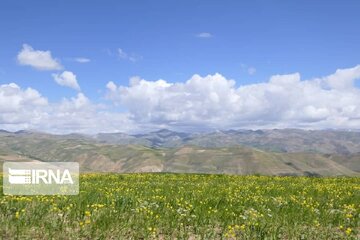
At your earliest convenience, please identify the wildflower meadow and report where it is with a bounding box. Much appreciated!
[0,174,359,239]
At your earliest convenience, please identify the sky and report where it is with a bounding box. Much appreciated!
[0,0,360,134]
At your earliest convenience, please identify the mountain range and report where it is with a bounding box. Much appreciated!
[0,129,359,176]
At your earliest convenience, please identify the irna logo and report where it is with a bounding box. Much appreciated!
[3,162,79,195]
[8,168,74,185]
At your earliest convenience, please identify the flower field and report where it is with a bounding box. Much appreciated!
[0,174,359,239]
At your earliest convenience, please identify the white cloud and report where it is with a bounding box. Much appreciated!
[196,32,213,38]
[323,66,360,90]
[60,92,89,109]
[74,57,90,63]
[0,83,48,129]
[118,48,142,62]
[17,44,62,71]
[2,65,360,134]
[129,54,142,62]
[0,84,135,134]
[47,93,136,133]
[106,65,360,130]
[118,48,128,59]
[0,83,47,113]
[52,71,81,91]
[106,81,117,92]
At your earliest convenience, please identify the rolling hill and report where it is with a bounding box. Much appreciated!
[0,129,359,176]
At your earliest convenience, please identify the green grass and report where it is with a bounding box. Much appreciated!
[0,174,359,239]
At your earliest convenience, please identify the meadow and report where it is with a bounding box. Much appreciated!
[0,174,359,239]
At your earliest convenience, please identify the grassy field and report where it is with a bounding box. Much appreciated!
[0,174,359,239]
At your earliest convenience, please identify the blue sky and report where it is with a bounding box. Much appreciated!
[0,0,360,133]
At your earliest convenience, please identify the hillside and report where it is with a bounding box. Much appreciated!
[94,129,360,154]
[0,129,359,176]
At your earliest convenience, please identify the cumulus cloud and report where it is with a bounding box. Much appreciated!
[0,84,135,134]
[0,83,48,129]
[52,71,81,91]
[43,93,135,134]
[323,66,360,90]
[106,65,360,130]
[0,83,47,112]
[196,32,213,38]
[2,65,360,134]
[17,44,62,71]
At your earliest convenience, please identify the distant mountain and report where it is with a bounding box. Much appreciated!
[95,132,149,145]
[91,128,360,154]
[93,129,191,147]
[0,129,359,176]
[186,129,360,154]
[133,129,191,147]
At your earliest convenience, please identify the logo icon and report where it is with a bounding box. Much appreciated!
[8,168,32,184]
